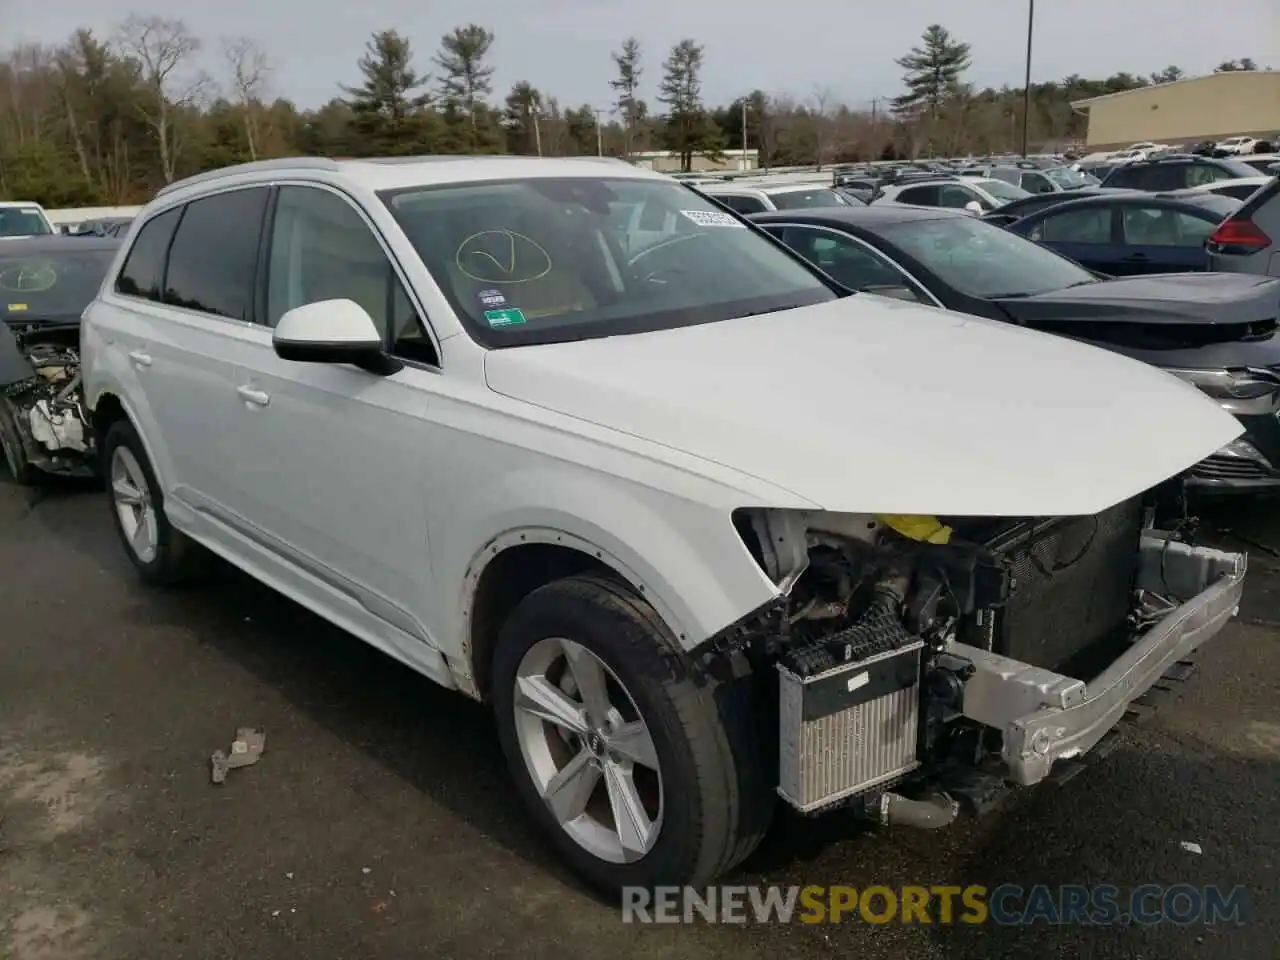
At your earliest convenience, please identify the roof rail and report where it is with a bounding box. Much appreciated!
[155,156,341,198]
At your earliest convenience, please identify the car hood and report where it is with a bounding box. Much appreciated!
[483,298,1242,518]
[995,273,1280,326]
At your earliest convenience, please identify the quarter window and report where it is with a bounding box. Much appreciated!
[115,207,182,301]
[266,185,436,363]
[897,186,940,206]
[163,188,269,321]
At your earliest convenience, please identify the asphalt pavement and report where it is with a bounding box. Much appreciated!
[1,475,1277,960]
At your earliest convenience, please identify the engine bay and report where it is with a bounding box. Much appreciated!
[721,490,1204,817]
[0,323,94,479]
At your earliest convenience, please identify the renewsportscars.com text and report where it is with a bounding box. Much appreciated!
[621,884,1249,926]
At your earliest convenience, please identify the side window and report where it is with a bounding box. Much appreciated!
[1103,166,1141,189]
[114,207,181,301]
[778,225,926,300]
[717,194,766,214]
[266,186,437,364]
[1033,207,1112,243]
[163,188,269,321]
[939,184,987,210]
[897,186,940,206]
[1022,172,1053,194]
[1121,206,1214,247]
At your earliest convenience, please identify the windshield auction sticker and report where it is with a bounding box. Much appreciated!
[484,307,527,327]
[680,210,746,229]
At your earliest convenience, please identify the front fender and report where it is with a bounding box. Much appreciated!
[432,461,781,668]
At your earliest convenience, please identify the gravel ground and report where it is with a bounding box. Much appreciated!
[1,477,1277,960]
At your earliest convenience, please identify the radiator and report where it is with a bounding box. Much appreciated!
[996,497,1143,672]
[777,627,924,813]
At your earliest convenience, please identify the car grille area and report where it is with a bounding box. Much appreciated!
[1192,453,1276,482]
[995,498,1144,674]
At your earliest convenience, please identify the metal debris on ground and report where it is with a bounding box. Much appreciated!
[210,727,266,784]
[1179,840,1203,854]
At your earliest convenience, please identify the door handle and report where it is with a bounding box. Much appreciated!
[236,386,270,407]
[129,350,152,367]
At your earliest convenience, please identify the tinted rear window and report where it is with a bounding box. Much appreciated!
[163,188,269,321]
[115,207,181,301]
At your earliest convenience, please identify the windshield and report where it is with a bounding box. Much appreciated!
[0,247,115,321]
[0,207,53,238]
[877,215,1096,299]
[379,177,837,347]
[769,188,850,210]
[976,179,1031,203]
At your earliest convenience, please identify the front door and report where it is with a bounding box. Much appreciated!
[227,184,443,660]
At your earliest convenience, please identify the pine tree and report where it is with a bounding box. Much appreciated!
[341,29,435,155]
[657,39,722,171]
[891,25,972,119]
[503,81,543,155]
[434,24,501,152]
[610,38,645,157]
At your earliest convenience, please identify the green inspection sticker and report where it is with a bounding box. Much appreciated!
[485,307,527,327]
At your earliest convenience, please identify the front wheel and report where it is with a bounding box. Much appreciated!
[492,574,773,894]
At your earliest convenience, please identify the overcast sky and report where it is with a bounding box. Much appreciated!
[6,0,1277,111]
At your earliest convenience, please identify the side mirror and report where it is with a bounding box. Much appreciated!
[964,201,984,214]
[272,299,401,375]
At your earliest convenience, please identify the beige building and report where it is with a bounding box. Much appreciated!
[1072,71,1280,150]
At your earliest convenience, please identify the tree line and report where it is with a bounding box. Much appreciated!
[0,14,1270,206]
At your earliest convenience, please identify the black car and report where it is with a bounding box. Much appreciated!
[0,236,118,481]
[749,205,1280,493]
[1100,156,1260,191]
[1003,191,1240,274]
[980,186,1137,226]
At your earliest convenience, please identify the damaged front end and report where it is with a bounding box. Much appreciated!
[708,491,1246,824]
[0,322,95,481]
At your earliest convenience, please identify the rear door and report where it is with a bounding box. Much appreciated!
[1024,203,1119,272]
[104,188,270,519]
[1117,203,1216,273]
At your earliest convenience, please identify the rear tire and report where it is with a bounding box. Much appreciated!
[102,418,207,585]
[0,399,39,485]
[492,574,774,894]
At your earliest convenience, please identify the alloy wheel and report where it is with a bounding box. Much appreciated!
[110,446,158,563]
[512,636,664,863]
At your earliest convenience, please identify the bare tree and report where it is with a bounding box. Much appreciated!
[116,15,206,183]
[222,36,270,160]
[810,85,834,167]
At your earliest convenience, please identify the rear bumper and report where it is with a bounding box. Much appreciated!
[951,533,1246,786]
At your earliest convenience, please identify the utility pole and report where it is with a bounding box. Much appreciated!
[1022,0,1035,157]
[741,98,749,170]
[533,109,543,157]
[594,109,606,156]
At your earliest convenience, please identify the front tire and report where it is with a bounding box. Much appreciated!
[492,574,773,894]
[102,418,207,585]
[0,398,39,485]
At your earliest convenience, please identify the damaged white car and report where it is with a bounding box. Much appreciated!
[0,236,110,482]
[81,157,1248,894]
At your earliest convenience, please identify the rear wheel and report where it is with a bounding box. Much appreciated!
[102,419,207,585]
[492,574,773,894]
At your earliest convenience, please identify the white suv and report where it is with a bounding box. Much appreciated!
[81,156,1246,894]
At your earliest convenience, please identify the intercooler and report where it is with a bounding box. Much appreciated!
[777,609,924,812]
[991,497,1144,673]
